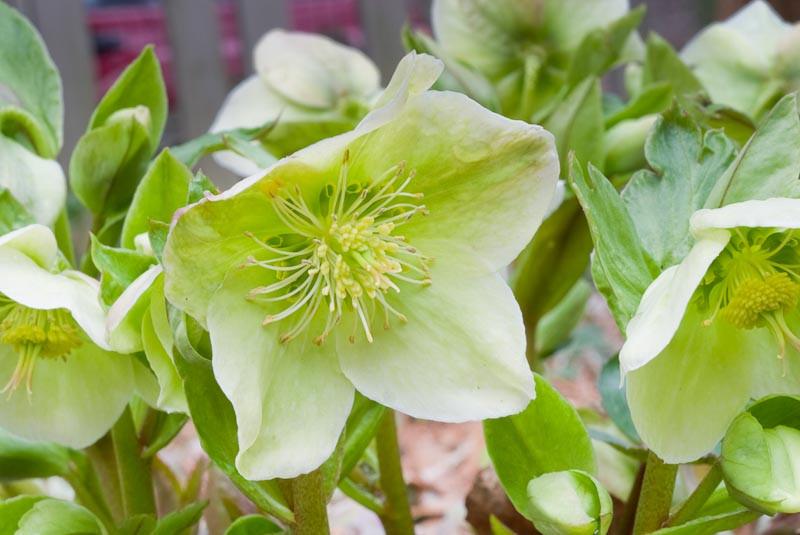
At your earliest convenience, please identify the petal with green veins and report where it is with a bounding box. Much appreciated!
[335,250,533,422]
[0,341,133,448]
[207,267,354,480]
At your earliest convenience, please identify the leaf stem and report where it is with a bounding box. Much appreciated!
[633,452,678,534]
[375,410,414,535]
[111,406,156,517]
[666,462,723,526]
[290,468,331,535]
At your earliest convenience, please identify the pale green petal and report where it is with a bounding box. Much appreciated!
[542,0,630,52]
[681,1,790,115]
[0,247,109,348]
[107,265,161,354]
[432,0,542,78]
[336,250,533,422]
[141,273,186,413]
[0,135,65,226]
[0,341,133,448]
[619,230,729,375]
[254,29,380,109]
[0,223,58,268]
[208,267,354,479]
[349,90,558,271]
[691,198,800,234]
[626,305,769,463]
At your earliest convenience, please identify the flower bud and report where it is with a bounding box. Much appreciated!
[106,105,151,131]
[526,470,612,535]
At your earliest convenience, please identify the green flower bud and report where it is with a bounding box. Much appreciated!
[526,470,612,535]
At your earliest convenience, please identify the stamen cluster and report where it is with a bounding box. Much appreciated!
[0,300,82,395]
[245,151,431,345]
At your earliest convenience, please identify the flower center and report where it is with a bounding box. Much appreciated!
[0,300,82,396]
[698,228,800,362]
[245,151,431,345]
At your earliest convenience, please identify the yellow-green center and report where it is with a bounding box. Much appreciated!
[0,300,81,396]
[699,228,800,362]
[245,151,431,345]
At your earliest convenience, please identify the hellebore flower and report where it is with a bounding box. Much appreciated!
[210,29,381,176]
[620,198,800,463]
[164,53,559,479]
[430,0,637,119]
[0,225,134,447]
[682,0,800,119]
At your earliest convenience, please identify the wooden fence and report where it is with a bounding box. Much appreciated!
[3,0,411,171]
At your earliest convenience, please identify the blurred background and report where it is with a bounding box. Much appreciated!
[4,0,797,180]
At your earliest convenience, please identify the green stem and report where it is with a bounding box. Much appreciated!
[53,208,75,266]
[666,463,723,527]
[86,435,124,524]
[339,477,384,515]
[111,406,156,517]
[633,452,678,535]
[376,410,414,535]
[290,469,330,535]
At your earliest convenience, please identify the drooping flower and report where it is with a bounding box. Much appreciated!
[682,0,800,119]
[210,29,381,176]
[0,225,134,447]
[620,198,800,463]
[163,53,559,479]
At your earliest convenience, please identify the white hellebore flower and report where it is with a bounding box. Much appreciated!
[620,198,800,463]
[210,29,381,176]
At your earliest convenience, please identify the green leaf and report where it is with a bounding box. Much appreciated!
[170,124,274,169]
[0,429,73,481]
[622,106,736,268]
[170,313,294,525]
[0,496,45,535]
[340,394,385,478]
[511,198,593,354]
[569,158,658,328]
[152,501,207,535]
[567,7,646,87]
[0,2,62,157]
[706,93,800,207]
[118,514,157,535]
[187,171,218,204]
[225,515,283,535]
[650,510,758,535]
[141,412,188,459]
[15,499,105,535]
[121,149,193,249]
[69,115,152,217]
[598,357,640,444]
[543,78,604,172]
[488,515,517,535]
[0,188,34,235]
[640,33,703,98]
[605,82,673,128]
[534,279,591,358]
[484,374,596,519]
[88,46,166,151]
[91,236,156,304]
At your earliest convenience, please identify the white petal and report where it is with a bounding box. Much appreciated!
[0,247,109,349]
[336,252,534,422]
[691,198,800,234]
[0,136,66,227]
[0,224,58,268]
[208,268,354,479]
[0,342,133,448]
[619,229,730,375]
[107,265,162,354]
[254,29,380,109]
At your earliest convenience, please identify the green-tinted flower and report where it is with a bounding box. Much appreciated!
[620,198,800,463]
[431,0,636,118]
[527,470,612,535]
[0,225,134,447]
[682,0,800,119]
[164,53,558,479]
[210,29,381,176]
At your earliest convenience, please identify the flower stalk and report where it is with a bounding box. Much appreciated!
[632,452,678,534]
[290,468,331,535]
[376,410,414,535]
